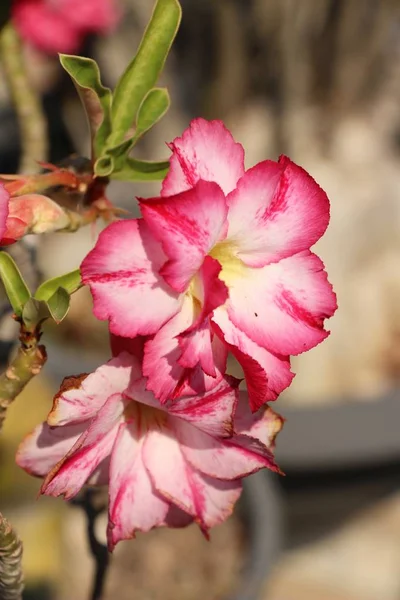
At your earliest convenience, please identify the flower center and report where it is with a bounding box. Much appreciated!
[209,241,247,285]
[123,400,167,434]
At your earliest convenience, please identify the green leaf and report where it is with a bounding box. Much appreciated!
[46,287,70,323]
[35,269,82,302]
[59,54,112,159]
[133,87,170,142]
[107,0,181,148]
[110,158,170,182]
[0,252,31,317]
[94,155,115,178]
[94,88,170,176]
[22,298,50,329]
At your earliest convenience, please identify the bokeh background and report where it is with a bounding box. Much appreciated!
[1,1,400,599]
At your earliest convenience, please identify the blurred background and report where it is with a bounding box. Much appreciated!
[1,1,400,599]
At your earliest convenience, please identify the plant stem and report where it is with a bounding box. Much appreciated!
[72,489,110,600]
[0,324,47,432]
[0,513,23,600]
[0,23,48,173]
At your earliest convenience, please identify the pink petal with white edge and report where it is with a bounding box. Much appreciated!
[162,118,245,197]
[227,157,330,267]
[42,395,123,499]
[173,418,277,480]
[234,392,284,450]
[143,295,194,403]
[48,353,135,426]
[81,219,181,337]
[178,321,215,375]
[187,256,229,330]
[168,376,238,438]
[143,426,241,531]
[143,426,200,519]
[189,472,242,532]
[16,422,85,478]
[212,309,294,411]
[227,250,337,356]
[178,335,228,398]
[0,184,9,240]
[143,257,228,401]
[140,180,228,293]
[107,423,169,550]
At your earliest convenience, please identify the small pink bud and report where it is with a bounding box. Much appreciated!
[0,194,69,245]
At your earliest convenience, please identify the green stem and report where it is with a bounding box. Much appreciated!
[0,326,47,432]
[0,23,48,173]
[0,513,23,600]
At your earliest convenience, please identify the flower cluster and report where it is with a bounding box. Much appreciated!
[12,0,120,54]
[17,119,337,548]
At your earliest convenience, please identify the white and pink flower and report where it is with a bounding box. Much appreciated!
[82,118,337,411]
[16,351,283,550]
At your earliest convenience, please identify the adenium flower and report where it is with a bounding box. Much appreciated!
[16,350,282,549]
[12,0,120,54]
[82,119,337,411]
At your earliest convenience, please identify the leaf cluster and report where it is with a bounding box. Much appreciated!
[60,0,181,183]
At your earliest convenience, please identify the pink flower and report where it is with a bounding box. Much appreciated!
[12,0,120,54]
[82,119,337,411]
[16,351,282,550]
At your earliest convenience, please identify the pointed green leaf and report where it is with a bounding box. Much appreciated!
[22,298,50,329]
[107,0,181,147]
[133,87,170,142]
[59,54,112,159]
[0,252,31,317]
[94,88,170,176]
[34,269,82,302]
[46,287,70,323]
[109,158,169,182]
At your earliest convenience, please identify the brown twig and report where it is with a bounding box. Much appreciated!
[71,489,110,600]
[0,513,23,600]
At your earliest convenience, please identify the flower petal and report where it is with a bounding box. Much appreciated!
[162,118,245,197]
[48,353,135,426]
[173,418,278,480]
[234,393,284,450]
[16,422,85,478]
[42,395,123,499]
[227,157,330,267]
[143,426,198,518]
[189,472,242,531]
[140,180,228,293]
[178,257,228,376]
[107,423,169,550]
[169,376,238,438]
[143,257,228,401]
[142,296,194,403]
[212,309,294,411]
[227,251,337,356]
[143,426,241,531]
[81,219,181,337]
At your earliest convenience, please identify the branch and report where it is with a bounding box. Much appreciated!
[0,513,23,600]
[0,23,48,173]
[0,325,47,432]
[72,489,110,600]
